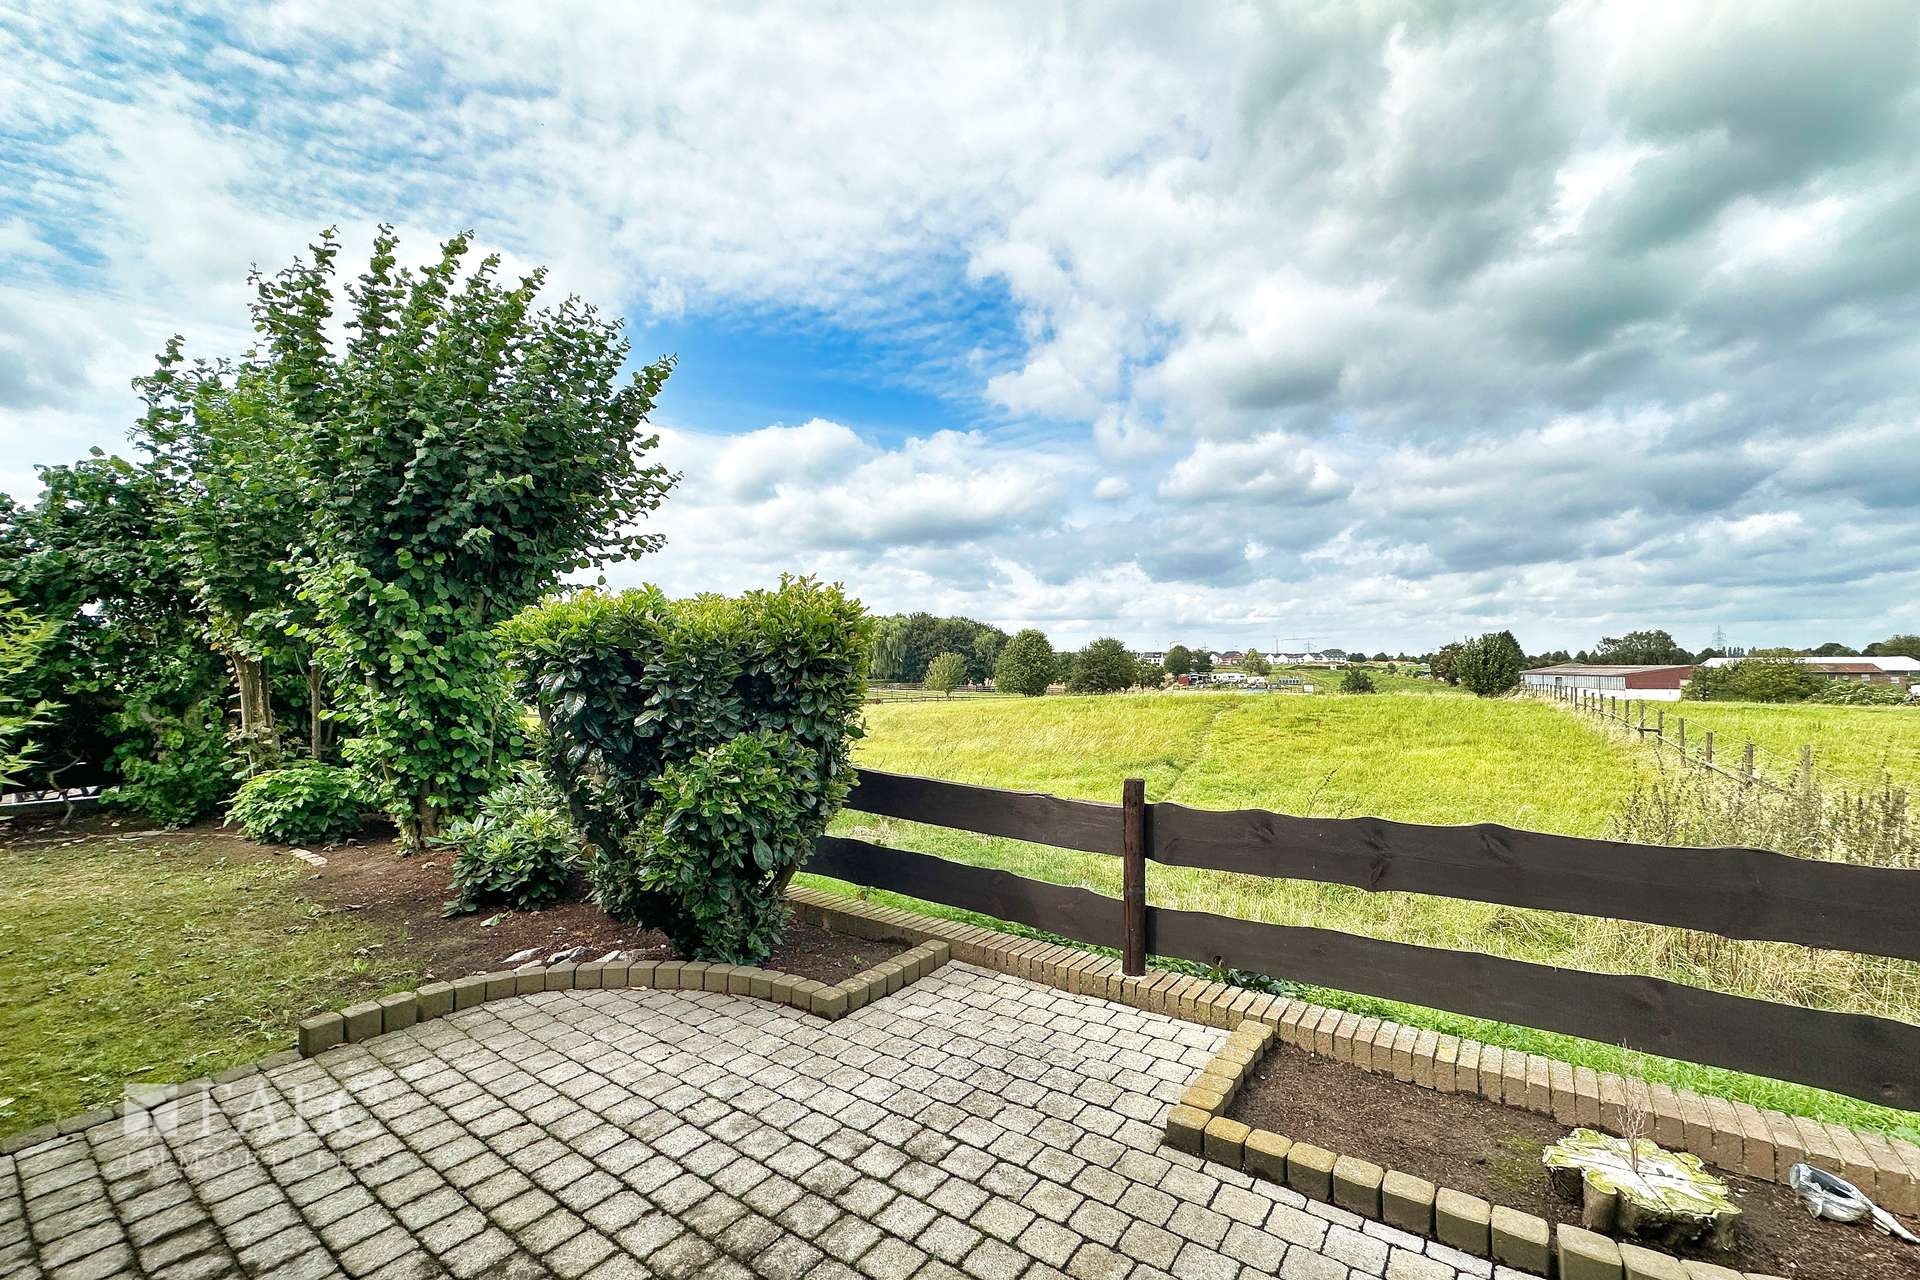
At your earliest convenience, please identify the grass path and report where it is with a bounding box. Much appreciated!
[0,831,417,1136]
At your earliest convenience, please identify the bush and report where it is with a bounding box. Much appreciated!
[1684,657,1826,703]
[503,576,870,961]
[227,760,365,844]
[104,691,233,828]
[1340,666,1376,694]
[1067,637,1136,693]
[439,763,578,914]
[1455,631,1524,697]
[1812,682,1914,706]
[995,629,1055,696]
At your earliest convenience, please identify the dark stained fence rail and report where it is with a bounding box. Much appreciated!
[813,767,1920,1108]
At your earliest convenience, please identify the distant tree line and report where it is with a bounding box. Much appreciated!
[870,613,1008,685]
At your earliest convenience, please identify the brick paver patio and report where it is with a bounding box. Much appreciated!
[1,963,1498,1280]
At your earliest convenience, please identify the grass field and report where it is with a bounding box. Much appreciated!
[1623,700,1920,793]
[0,832,417,1135]
[808,689,1920,1140]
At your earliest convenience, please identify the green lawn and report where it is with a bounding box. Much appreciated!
[0,832,418,1137]
[810,689,1920,1141]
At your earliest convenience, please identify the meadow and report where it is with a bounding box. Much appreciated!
[809,688,1920,1139]
[1636,699,1920,793]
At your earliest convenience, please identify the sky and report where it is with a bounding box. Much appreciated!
[3,2,1918,655]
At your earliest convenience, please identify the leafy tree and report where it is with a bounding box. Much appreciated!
[1,451,231,821]
[870,616,913,682]
[1866,635,1920,660]
[924,651,968,697]
[0,593,55,787]
[1134,659,1164,689]
[1053,651,1076,685]
[1192,649,1214,675]
[1340,666,1376,695]
[1163,644,1194,678]
[1428,642,1462,685]
[260,227,676,848]
[1807,641,1859,657]
[133,354,330,769]
[1592,630,1691,665]
[1242,650,1272,676]
[1454,631,1525,697]
[995,629,1055,697]
[969,628,1007,683]
[1067,637,1136,693]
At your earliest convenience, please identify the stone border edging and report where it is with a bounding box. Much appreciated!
[294,938,952,1057]
[789,885,1912,1276]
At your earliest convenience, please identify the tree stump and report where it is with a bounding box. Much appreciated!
[1544,1128,1740,1253]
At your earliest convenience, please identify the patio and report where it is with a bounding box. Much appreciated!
[3,964,1492,1280]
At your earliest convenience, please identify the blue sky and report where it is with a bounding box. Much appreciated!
[4,2,1919,653]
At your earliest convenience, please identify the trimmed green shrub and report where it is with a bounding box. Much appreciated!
[439,763,579,914]
[502,576,871,961]
[226,759,364,844]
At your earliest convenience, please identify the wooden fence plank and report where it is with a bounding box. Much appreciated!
[1147,904,1920,1109]
[806,836,1127,948]
[844,768,1123,856]
[1150,802,1920,962]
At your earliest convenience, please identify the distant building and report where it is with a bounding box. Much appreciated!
[1218,650,1245,667]
[1522,663,1693,702]
[1271,650,1347,667]
[1699,655,1918,684]
[1133,651,1167,666]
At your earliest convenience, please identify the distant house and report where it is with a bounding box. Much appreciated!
[1272,650,1347,667]
[1699,655,1918,684]
[1522,663,1693,702]
[1218,650,1245,667]
[1133,651,1167,666]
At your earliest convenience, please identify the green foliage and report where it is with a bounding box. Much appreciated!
[617,731,838,958]
[0,594,55,788]
[1192,649,1214,675]
[240,227,677,848]
[504,576,870,962]
[1162,644,1194,678]
[995,629,1055,697]
[1066,637,1137,693]
[226,760,365,845]
[1684,657,1827,703]
[1867,635,1920,660]
[1454,631,1524,697]
[1591,629,1691,665]
[868,613,1007,683]
[439,764,578,914]
[1135,660,1164,689]
[1428,642,1462,685]
[923,651,968,696]
[1340,665,1377,694]
[1811,683,1914,707]
[1242,651,1272,676]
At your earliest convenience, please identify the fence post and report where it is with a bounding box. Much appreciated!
[1656,707,1665,737]
[1638,701,1646,732]
[1677,718,1686,760]
[1741,742,1754,788]
[1705,731,1715,768]
[1122,777,1147,977]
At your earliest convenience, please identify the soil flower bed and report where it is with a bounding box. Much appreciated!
[1225,1040,1920,1280]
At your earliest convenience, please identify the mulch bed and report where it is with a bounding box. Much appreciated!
[1227,1041,1920,1280]
[0,812,911,986]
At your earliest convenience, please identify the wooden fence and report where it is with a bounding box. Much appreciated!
[806,767,1920,1110]
[1550,685,1813,792]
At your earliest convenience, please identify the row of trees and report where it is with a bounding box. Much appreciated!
[870,614,1007,685]
[0,229,677,846]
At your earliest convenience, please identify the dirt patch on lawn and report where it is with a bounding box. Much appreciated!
[295,834,909,985]
[1226,1041,1920,1280]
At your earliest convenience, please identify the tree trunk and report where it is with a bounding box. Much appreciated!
[305,662,334,759]
[229,653,279,772]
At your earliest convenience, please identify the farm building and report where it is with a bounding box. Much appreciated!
[1699,655,1919,684]
[1522,663,1693,701]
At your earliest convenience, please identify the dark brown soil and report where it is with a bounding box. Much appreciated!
[0,811,910,986]
[1226,1042,1920,1280]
